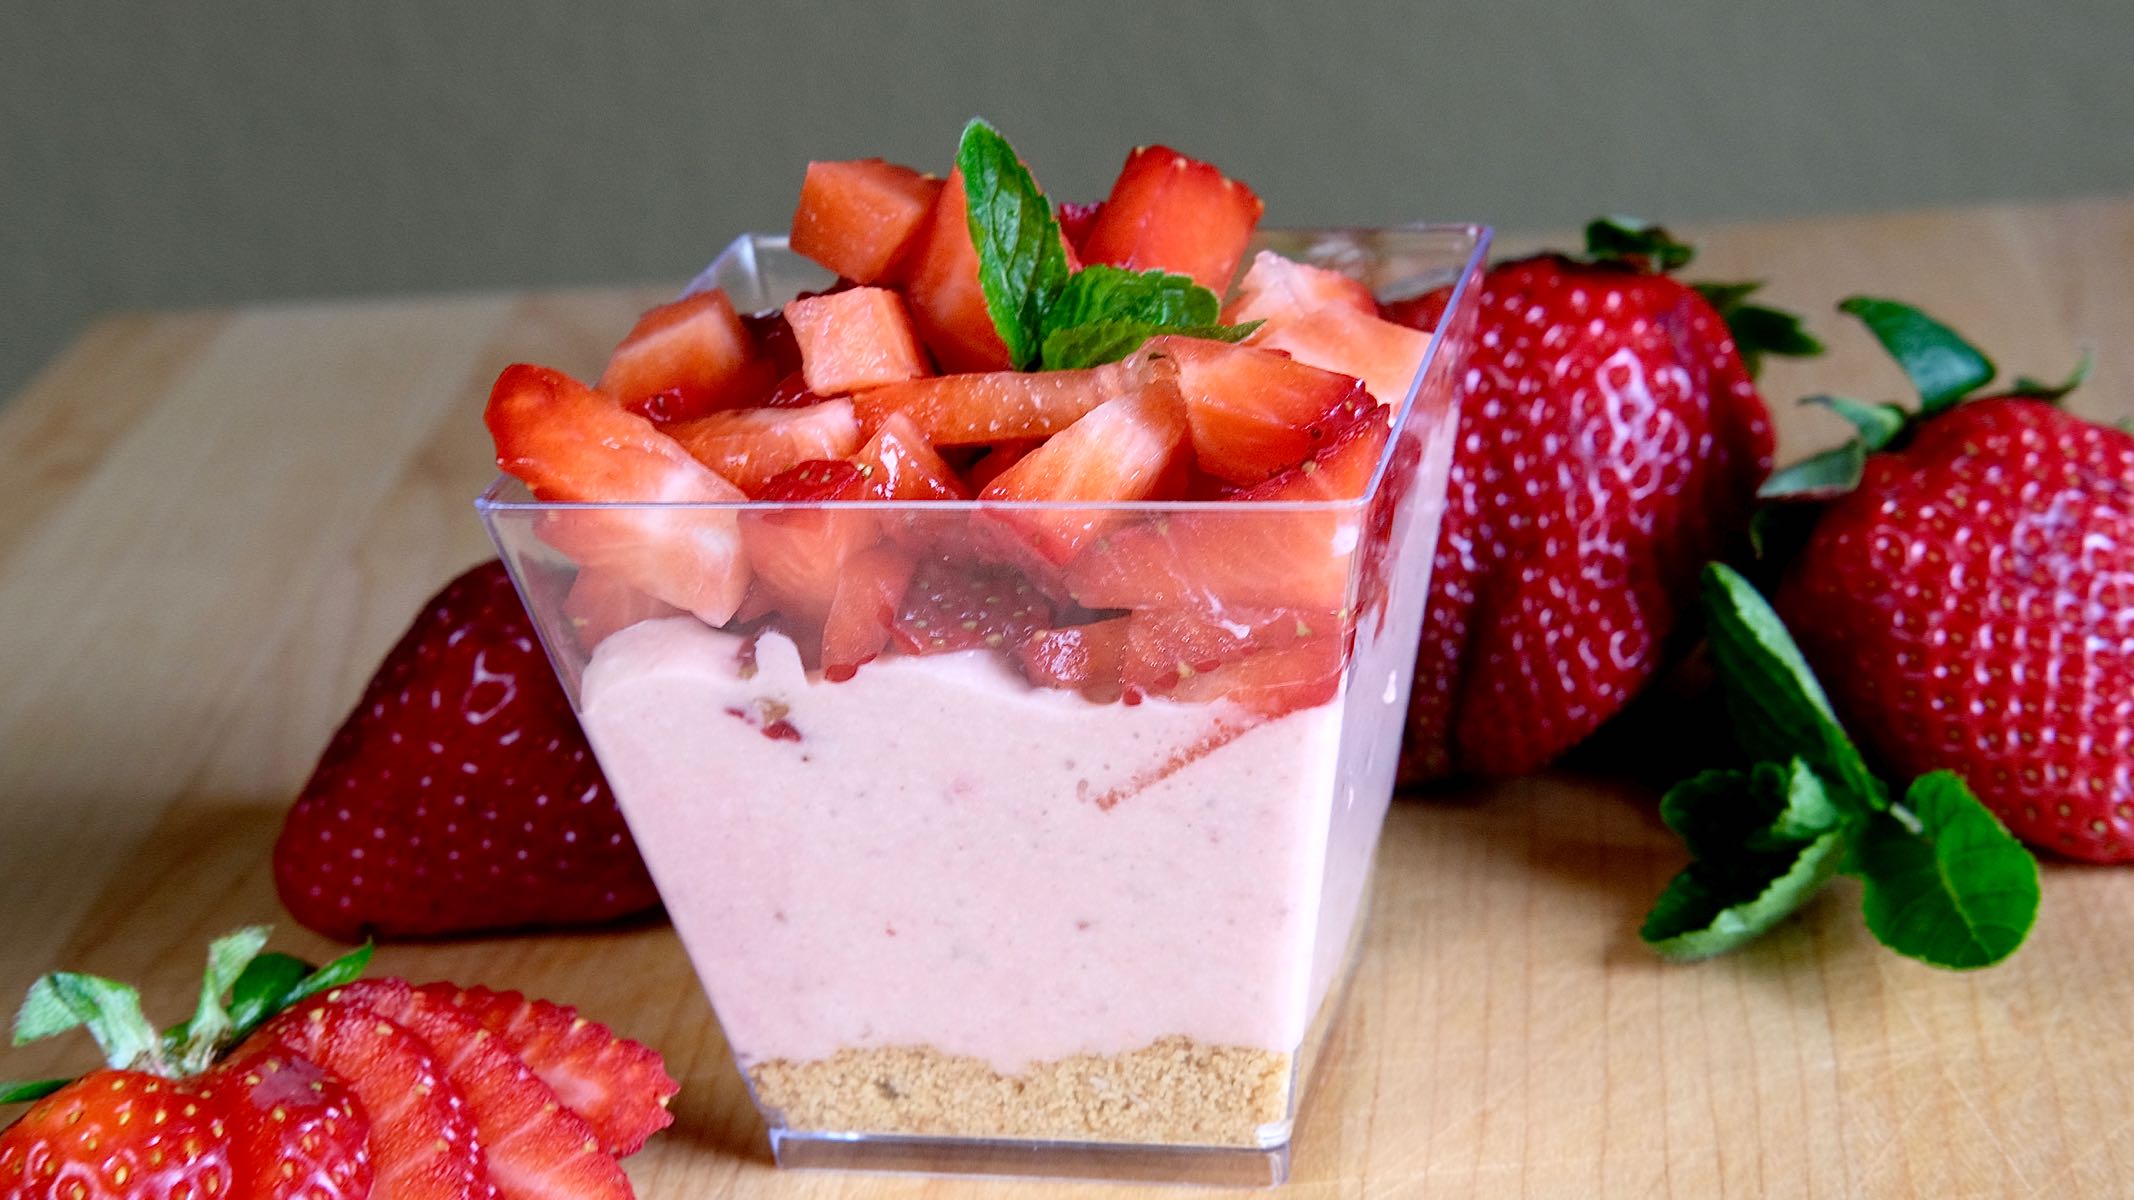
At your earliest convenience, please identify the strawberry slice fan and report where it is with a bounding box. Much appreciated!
[1642,296,2120,969]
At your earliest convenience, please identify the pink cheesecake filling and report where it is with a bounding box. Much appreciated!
[578,617,1357,1074]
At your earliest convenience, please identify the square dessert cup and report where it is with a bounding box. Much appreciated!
[478,225,1489,1186]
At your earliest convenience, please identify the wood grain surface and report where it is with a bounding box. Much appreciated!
[2,198,2130,1198]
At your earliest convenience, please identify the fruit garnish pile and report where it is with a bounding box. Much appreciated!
[0,929,676,1197]
[486,119,1444,712]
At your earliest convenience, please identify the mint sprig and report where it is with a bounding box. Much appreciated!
[1643,565,2039,969]
[956,120,1256,371]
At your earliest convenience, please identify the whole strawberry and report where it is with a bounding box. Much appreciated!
[1767,299,2130,860]
[276,560,660,940]
[1390,220,1815,780]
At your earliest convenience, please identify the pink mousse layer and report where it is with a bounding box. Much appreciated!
[578,618,1359,1074]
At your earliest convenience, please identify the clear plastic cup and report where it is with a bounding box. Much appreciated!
[479,225,1489,1185]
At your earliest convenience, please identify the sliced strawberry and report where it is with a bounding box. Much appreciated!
[892,558,1055,654]
[324,981,631,1200]
[852,353,1163,446]
[414,984,676,1158]
[1056,200,1104,255]
[1222,250,1377,325]
[667,397,862,495]
[855,412,970,502]
[1147,334,1369,484]
[0,1071,239,1200]
[903,168,1012,372]
[1248,303,1431,409]
[1065,410,1389,614]
[1120,605,1338,697]
[598,289,773,420]
[822,544,920,681]
[738,459,880,621]
[1080,145,1264,292]
[1015,617,1129,700]
[244,999,492,1200]
[486,363,752,624]
[785,287,932,395]
[1168,634,1345,716]
[562,567,683,651]
[973,381,1190,564]
[213,1050,376,1200]
[789,158,943,283]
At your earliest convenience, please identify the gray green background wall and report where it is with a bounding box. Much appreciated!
[5,1,2131,400]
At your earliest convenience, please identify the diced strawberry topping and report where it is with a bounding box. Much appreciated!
[1065,408,1389,614]
[1147,334,1369,484]
[414,982,677,1158]
[1080,145,1264,293]
[486,363,752,623]
[1379,285,1452,331]
[1167,634,1345,716]
[739,459,880,621]
[892,558,1055,654]
[740,310,804,375]
[902,168,1012,372]
[822,544,920,681]
[964,439,1039,492]
[761,369,831,409]
[789,158,943,284]
[599,289,772,420]
[974,380,1191,564]
[784,287,932,395]
[1222,250,1377,325]
[1055,200,1104,255]
[853,352,1164,446]
[667,397,862,495]
[563,567,684,650]
[1015,617,1129,700]
[1248,303,1431,410]
[1120,604,1338,696]
[855,411,971,502]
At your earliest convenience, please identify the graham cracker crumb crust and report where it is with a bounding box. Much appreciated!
[748,1035,1292,1146]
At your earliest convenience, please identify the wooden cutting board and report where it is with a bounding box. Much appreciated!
[3,198,2131,1198]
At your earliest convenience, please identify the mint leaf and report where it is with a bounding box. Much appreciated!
[1803,394,1907,451]
[1700,564,1886,813]
[0,1077,70,1104]
[1838,297,1995,415]
[1642,831,1847,961]
[225,952,313,1041]
[1043,319,1260,371]
[1043,265,1217,336]
[14,973,164,1071]
[1853,772,2039,969]
[1757,440,1864,501]
[957,119,1070,369]
[1660,759,1841,860]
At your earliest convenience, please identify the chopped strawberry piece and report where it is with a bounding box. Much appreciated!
[599,289,773,420]
[822,544,920,681]
[1120,605,1338,696]
[1146,334,1369,484]
[564,566,684,650]
[964,439,1040,492]
[1016,617,1129,700]
[903,168,1012,371]
[1168,634,1345,716]
[856,411,971,502]
[1249,303,1431,409]
[413,983,677,1158]
[739,459,880,621]
[244,999,491,1200]
[784,287,933,394]
[486,363,752,623]
[668,397,862,495]
[852,352,1164,446]
[1222,250,1377,325]
[789,158,943,283]
[325,980,633,1199]
[1065,409,1389,614]
[1379,285,1452,331]
[892,559,1055,654]
[740,310,804,375]
[1056,200,1104,254]
[762,369,831,409]
[974,381,1190,564]
[1080,145,1264,293]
